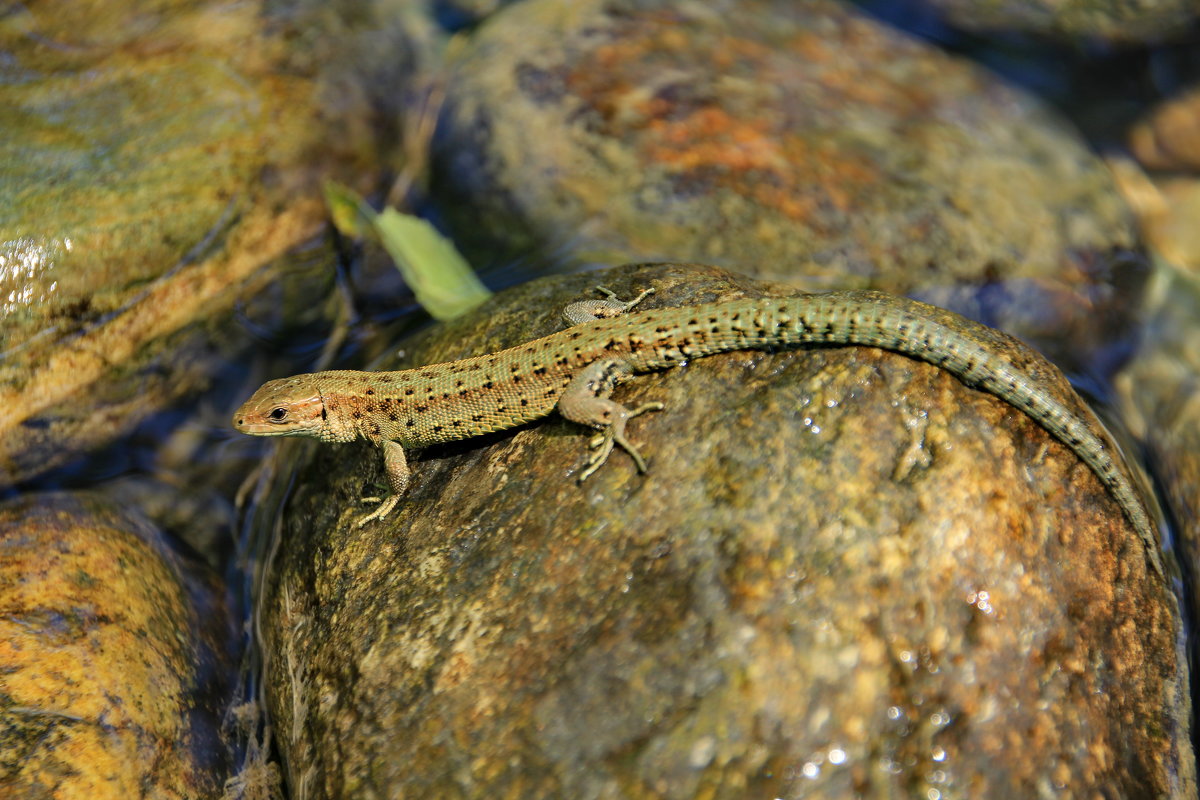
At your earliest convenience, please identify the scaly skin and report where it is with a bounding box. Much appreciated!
[233,286,1162,577]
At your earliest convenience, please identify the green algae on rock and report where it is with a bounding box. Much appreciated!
[259,264,1191,797]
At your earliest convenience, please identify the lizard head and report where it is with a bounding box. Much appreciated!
[232,377,325,438]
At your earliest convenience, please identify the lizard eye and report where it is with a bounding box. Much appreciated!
[269,407,288,421]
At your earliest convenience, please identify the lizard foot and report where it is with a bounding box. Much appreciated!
[356,494,401,527]
[563,286,656,325]
[596,285,655,309]
[578,401,665,481]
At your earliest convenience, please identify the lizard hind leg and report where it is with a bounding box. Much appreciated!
[558,358,665,481]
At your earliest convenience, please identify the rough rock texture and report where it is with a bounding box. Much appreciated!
[0,492,234,798]
[261,263,1190,799]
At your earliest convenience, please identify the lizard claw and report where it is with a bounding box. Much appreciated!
[577,401,665,481]
[357,494,401,527]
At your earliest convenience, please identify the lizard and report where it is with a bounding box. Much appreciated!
[233,283,1164,578]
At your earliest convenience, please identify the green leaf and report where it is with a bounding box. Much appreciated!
[373,208,492,320]
[323,181,491,320]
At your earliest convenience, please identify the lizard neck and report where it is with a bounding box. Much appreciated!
[312,375,380,443]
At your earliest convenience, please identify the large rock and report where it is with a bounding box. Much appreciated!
[0,0,407,487]
[259,263,1190,798]
[435,6,1135,265]
[0,492,235,797]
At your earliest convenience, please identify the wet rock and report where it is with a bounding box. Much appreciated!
[0,0,404,488]
[0,492,235,797]
[260,263,1190,798]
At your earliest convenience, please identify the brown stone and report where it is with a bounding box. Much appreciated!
[262,264,1191,798]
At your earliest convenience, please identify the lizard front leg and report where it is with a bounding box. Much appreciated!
[357,440,410,526]
[558,359,664,481]
[562,286,655,325]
